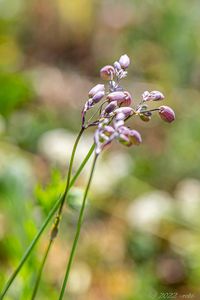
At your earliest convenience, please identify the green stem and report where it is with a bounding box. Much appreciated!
[58,154,98,300]
[31,128,84,299]
[51,128,84,240]
[0,143,95,300]
[31,240,52,300]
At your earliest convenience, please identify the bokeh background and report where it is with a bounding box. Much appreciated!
[0,0,200,299]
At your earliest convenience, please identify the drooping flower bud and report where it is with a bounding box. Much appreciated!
[118,133,130,146]
[114,107,134,118]
[142,91,150,101]
[89,84,105,97]
[129,130,142,145]
[107,91,126,103]
[92,91,105,103]
[142,90,164,101]
[159,106,175,123]
[116,112,126,121]
[119,54,130,69]
[113,61,122,71]
[123,91,132,106]
[150,91,164,101]
[103,125,115,136]
[100,65,115,80]
[118,127,142,147]
[103,101,118,114]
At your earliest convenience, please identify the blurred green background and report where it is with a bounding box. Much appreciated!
[0,0,200,299]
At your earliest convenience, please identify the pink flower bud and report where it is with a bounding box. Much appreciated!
[142,91,150,101]
[129,130,142,145]
[89,84,105,97]
[107,90,133,105]
[100,65,115,80]
[107,91,126,103]
[119,54,130,69]
[150,91,164,101]
[118,128,142,147]
[118,126,130,135]
[122,91,132,106]
[104,101,118,114]
[118,127,142,146]
[142,90,164,101]
[159,106,175,123]
[116,112,126,121]
[118,134,130,146]
[92,91,105,103]
[114,61,121,70]
[114,107,134,118]
[103,126,115,136]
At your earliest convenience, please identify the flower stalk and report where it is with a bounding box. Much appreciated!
[58,154,98,300]
[31,127,85,299]
[0,143,95,299]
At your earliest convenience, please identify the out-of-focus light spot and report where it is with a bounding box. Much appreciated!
[175,178,200,225]
[38,128,93,168]
[68,263,92,294]
[126,191,174,233]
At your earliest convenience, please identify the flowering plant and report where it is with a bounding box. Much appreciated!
[0,54,175,299]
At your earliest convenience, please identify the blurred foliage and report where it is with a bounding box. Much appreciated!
[0,73,33,116]
[0,0,200,299]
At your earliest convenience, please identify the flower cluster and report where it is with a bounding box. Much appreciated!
[82,54,175,155]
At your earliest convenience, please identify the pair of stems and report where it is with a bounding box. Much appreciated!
[33,135,98,299]
[31,127,84,299]
[0,131,95,299]
[58,154,98,299]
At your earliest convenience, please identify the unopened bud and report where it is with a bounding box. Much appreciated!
[100,65,115,80]
[118,134,130,146]
[107,91,126,103]
[114,61,121,70]
[119,54,130,69]
[89,84,105,97]
[142,90,164,101]
[104,126,115,136]
[116,112,126,121]
[150,91,164,101]
[115,107,134,118]
[122,91,133,106]
[142,91,150,101]
[118,127,142,146]
[92,91,105,103]
[159,106,175,123]
[104,101,118,114]
[129,130,142,145]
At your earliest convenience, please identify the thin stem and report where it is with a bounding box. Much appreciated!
[51,128,84,240]
[0,144,95,299]
[58,154,98,300]
[31,128,84,299]
[31,240,52,300]
[138,108,159,114]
